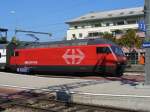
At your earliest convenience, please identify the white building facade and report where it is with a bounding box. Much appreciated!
[0,44,7,69]
[66,7,144,40]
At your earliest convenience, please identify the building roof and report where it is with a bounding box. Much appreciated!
[66,7,144,24]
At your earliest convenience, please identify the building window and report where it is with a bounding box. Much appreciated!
[102,24,106,27]
[72,34,77,40]
[90,16,95,18]
[72,34,75,38]
[95,23,102,27]
[74,26,78,29]
[81,25,85,28]
[129,11,134,14]
[106,23,110,26]
[113,30,123,34]
[79,33,83,38]
[113,22,117,26]
[117,21,124,25]
[108,14,113,17]
[88,32,100,37]
[127,20,136,24]
[81,17,86,19]
[120,12,124,15]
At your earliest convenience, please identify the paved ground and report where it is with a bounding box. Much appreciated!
[0,72,150,111]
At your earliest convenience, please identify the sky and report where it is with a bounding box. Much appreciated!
[0,0,144,42]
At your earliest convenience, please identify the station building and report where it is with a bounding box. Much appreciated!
[66,7,144,40]
[66,7,145,64]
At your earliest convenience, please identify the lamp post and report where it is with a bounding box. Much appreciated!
[10,10,19,31]
[10,10,17,25]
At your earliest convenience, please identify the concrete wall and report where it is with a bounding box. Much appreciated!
[71,92,150,111]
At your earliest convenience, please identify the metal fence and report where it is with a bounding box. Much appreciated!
[125,52,139,65]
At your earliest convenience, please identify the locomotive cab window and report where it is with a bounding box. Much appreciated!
[14,51,19,56]
[111,46,124,56]
[96,47,111,54]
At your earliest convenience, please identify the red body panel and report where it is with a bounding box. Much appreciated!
[10,45,97,66]
[10,45,116,66]
[9,44,126,74]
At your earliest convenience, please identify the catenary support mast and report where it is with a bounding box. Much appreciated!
[145,0,150,85]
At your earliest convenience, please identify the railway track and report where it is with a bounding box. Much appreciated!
[0,90,142,112]
[34,73,144,83]
[1,70,144,83]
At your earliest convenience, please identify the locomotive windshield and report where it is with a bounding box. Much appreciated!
[111,46,124,56]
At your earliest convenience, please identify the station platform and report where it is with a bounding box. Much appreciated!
[0,72,150,111]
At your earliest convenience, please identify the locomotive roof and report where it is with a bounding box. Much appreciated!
[18,38,117,49]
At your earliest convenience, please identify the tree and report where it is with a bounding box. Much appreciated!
[117,29,143,49]
[11,36,20,45]
[100,32,116,43]
[0,37,7,44]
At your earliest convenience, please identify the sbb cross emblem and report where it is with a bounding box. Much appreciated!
[62,49,85,64]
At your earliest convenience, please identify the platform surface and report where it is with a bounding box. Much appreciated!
[0,72,150,111]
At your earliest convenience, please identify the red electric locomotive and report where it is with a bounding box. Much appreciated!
[7,38,127,76]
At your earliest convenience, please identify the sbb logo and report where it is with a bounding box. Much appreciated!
[62,49,85,64]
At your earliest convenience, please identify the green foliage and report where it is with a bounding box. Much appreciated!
[100,32,116,43]
[117,29,143,48]
[0,37,7,44]
[99,29,143,49]
[11,36,20,45]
